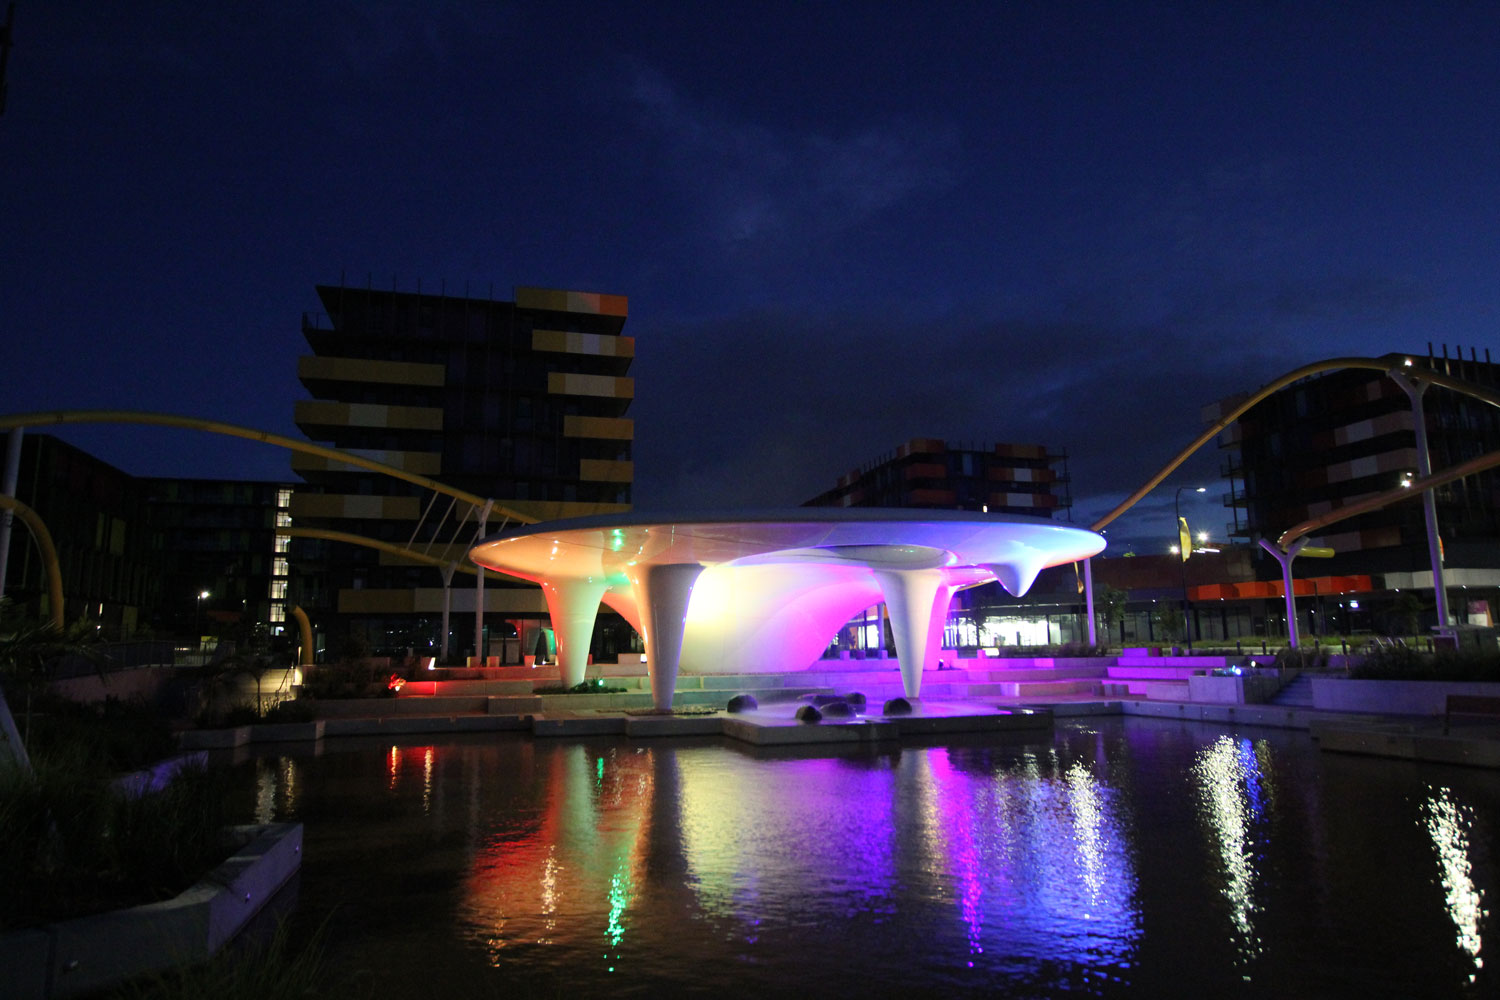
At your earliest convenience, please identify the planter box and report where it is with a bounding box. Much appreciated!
[1312,678,1500,715]
[1186,673,1282,704]
[0,822,303,1000]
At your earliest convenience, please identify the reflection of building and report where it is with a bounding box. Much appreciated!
[3,434,158,635]
[293,282,634,657]
[1208,347,1500,632]
[143,478,295,639]
[807,437,1071,517]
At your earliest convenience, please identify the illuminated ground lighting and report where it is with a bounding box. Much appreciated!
[470,509,1105,710]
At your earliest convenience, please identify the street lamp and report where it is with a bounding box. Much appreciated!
[1175,486,1206,649]
[196,590,210,649]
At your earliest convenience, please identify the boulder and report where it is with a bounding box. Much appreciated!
[794,704,823,724]
[882,697,913,716]
[726,693,759,713]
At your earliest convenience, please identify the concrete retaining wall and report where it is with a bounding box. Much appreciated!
[0,823,302,1000]
[1312,679,1500,715]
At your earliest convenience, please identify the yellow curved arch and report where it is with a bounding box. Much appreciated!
[280,527,525,582]
[0,409,537,526]
[1090,356,1398,532]
[289,604,314,667]
[1091,352,1500,567]
[1277,447,1500,552]
[0,494,66,628]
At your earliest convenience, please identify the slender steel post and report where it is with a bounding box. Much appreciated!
[1260,537,1309,647]
[1389,369,1451,636]
[1084,557,1097,645]
[439,562,455,661]
[473,501,493,663]
[0,427,22,599]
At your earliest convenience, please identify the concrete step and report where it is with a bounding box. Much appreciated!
[1271,675,1315,707]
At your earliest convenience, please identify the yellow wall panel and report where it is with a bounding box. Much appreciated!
[298,355,446,386]
[289,493,422,520]
[562,415,634,440]
[291,449,441,475]
[500,500,632,522]
[546,372,634,398]
[531,330,635,357]
[294,401,442,430]
[579,459,634,483]
[516,286,629,317]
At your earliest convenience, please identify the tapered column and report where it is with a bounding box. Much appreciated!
[1259,537,1309,648]
[1390,370,1451,635]
[875,568,944,699]
[634,563,704,710]
[540,578,609,688]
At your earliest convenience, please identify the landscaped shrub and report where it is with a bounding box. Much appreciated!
[24,694,175,772]
[0,751,232,930]
[262,698,318,723]
[114,914,327,1000]
[1273,646,1329,671]
[298,660,386,699]
[1350,644,1500,682]
[534,680,628,694]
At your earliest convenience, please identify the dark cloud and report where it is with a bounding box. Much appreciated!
[631,301,1305,536]
[624,61,959,249]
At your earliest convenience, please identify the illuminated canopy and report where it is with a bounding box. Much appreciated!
[470,509,1105,709]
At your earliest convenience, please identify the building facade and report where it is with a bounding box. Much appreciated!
[2,434,158,636]
[1207,346,1500,633]
[142,478,295,643]
[292,282,634,658]
[806,438,1071,517]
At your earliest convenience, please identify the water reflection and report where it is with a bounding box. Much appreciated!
[445,735,1143,989]
[462,744,656,975]
[232,721,1500,998]
[1424,785,1486,983]
[253,755,298,824]
[1192,735,1268,968]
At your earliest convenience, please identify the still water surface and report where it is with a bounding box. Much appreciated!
[233,718,1498,998]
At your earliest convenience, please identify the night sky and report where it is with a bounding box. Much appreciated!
[4,2,1499,551]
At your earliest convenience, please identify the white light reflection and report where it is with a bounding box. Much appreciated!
[423,746,435,814]
[1192,735,1265,968]
[540,848,559,941]
[254,758,276,824]
[1423,786,1486,982]
[1066,760,1106,910]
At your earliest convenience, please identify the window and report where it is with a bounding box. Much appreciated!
[273,557,289,577]
[276,512,293,527]
[274,534,290,553]
[269,580,288,599]
[269,602,286,623]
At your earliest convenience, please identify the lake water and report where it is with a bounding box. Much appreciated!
[231,717,1498,998]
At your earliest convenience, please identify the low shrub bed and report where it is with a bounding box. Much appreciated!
[534,680,630,695]
[1349,644,1500,682]
[1,745,231,931]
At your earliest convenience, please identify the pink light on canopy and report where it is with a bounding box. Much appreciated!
[469,509,1105,710]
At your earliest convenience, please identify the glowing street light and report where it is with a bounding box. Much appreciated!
[196,589,210,649]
